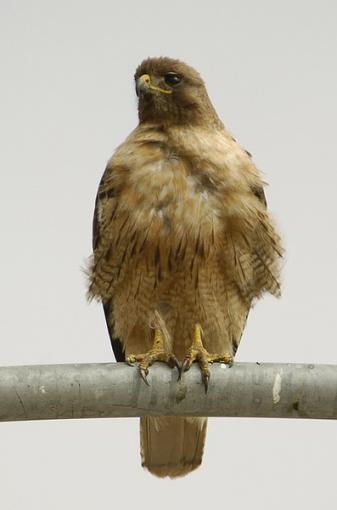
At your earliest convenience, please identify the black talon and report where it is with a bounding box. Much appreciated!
[140,368,150,386]
[178,358,189,380]
[177,363,183,381]
[202,373,210,393]
[182,358,191,373]
[170,356,182,379]
[168,355,178,369]
[173,356,181,370]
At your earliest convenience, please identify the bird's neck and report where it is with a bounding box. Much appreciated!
[138,96,223,130]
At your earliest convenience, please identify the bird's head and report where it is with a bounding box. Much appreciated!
[134,57,222,127]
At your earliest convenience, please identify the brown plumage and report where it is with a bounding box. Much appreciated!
[88,57,283,477]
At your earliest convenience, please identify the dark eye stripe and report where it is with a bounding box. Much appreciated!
[164,73,182,86]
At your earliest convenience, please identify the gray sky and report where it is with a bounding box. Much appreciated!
[0,1,336,508]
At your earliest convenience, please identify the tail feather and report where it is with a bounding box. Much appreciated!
[140,416,207,478]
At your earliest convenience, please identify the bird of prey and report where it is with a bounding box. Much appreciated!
[88,57,283,477]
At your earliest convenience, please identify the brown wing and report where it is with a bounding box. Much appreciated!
[231,180,269,355]
[92,170,125,362]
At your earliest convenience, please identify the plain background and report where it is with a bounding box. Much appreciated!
[1,1,336,508]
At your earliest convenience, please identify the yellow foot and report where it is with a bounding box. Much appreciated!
[126,328,179,386]
[181,324,233,392]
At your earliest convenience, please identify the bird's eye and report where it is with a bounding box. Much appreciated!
[164,73,182,86]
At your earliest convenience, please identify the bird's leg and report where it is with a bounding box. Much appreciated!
[181,323,233,392]
[126,328,180,385]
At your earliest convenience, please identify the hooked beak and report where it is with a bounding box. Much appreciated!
[136,74,173,96]
[136,74,152,96]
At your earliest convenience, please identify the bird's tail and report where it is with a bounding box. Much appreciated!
[140,416,207,478]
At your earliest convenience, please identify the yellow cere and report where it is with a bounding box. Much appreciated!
[139,73,173,95]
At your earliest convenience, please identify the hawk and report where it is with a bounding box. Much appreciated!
[88,57,283,477]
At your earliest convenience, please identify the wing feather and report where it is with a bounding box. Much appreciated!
[92,169,125,362]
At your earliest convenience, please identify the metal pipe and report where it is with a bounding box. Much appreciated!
[0,362,336,422]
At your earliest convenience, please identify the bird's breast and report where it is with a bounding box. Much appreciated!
[120,152,224,248]
[103,129,260,273]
